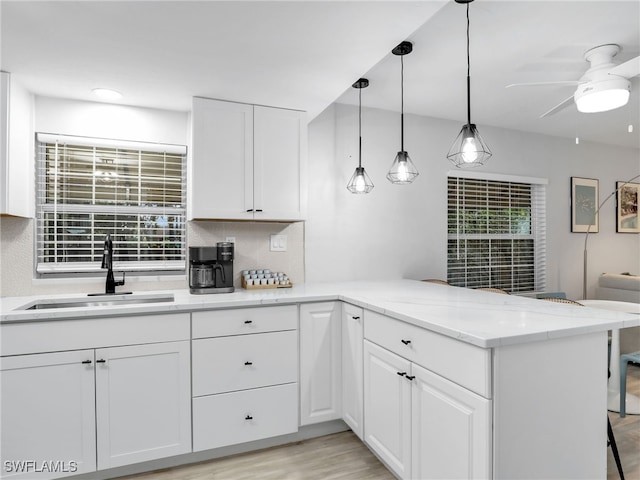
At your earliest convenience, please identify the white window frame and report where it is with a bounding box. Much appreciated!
[447,170,547,293]
[35,133,187,276]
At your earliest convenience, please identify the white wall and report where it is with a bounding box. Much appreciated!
[305,103,640,300]
[35,96,189,145]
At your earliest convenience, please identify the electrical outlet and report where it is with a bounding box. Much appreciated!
[225,236,236,244]
[270,234,287,252]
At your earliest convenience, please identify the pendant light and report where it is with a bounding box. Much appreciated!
[347,78,374,194]
[387,41,419,185]
[447,0,491,168]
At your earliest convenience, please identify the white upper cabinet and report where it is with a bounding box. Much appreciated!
[0,71,34,218]
[253,105,307,221]
[190,97,307,221]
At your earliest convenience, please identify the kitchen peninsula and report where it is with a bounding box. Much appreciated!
[1,280,637,479]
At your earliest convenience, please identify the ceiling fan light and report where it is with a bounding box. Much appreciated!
[574,77,631,113]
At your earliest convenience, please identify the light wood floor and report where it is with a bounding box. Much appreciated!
[120,365,640,480]
[608,363,640,480]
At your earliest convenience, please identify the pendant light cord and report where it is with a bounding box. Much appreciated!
[358,86,362,168]
[466,2,472,126]
[401,54,405,152]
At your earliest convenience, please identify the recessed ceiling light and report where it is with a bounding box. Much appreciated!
[92,88,122,100]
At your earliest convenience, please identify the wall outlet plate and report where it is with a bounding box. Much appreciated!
[270,234,287,252]
[225,236,236,244]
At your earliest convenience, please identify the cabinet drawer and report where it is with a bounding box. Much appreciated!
[192,305,297,339]
[364,310,491,398]
[193,330,297,396]
[192,383,298,452]
[1,313,190,356]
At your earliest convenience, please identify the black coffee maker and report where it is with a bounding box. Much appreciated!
[189,243,234,294]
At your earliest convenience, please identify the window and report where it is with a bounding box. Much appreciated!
[447,172,547,293]
[35,133,187,275]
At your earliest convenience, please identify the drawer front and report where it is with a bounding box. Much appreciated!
[193,330,297,396]
[192,383,298,452]
[1,313,190,356]
[192,305,297,339]
[364,310,491,398]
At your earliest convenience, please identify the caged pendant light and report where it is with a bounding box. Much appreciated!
[347,78,374,194]
[387,41,419,184]
[447,0,492,168]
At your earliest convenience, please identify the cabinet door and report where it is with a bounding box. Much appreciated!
[1,350,96,479]
[253,105,307,221]
[191,97,253,220]
[363,340,412,479]
[0,71,34,217]
[299,302,342,425]
[411,363,491,480]
[95,341,191,469]
[342,303,364,439]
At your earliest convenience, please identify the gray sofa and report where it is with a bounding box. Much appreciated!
[596,273,640,354]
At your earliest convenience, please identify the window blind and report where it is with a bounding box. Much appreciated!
[447,174,546,293]
[35,133,187,274]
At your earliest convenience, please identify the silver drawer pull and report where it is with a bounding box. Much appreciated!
[244,361,253,366]
[401,339,411,345]
[245,415,253,420]
[405,375,416,381]
[244,320,253,324]
[397,371,406,377]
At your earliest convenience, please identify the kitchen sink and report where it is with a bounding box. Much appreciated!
[16,293,175,311]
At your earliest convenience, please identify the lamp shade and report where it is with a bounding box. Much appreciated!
[574,77,631,113]
[347,166,374,194]
[387,151,419,184]
[447,124,491,168]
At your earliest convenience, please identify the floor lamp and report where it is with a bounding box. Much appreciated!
[582,173,640,414]
[582,173,640,300]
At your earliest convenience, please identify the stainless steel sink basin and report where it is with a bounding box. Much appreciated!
[17,294,175,311]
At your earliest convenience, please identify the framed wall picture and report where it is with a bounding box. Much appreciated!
[616,181,639,233]
[571,177,599,233]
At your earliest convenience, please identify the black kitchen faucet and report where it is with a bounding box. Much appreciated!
[101,234,126,294]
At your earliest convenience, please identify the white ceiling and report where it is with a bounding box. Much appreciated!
[2,0,639,149]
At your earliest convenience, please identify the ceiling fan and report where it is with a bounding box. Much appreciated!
[506,44,640,118]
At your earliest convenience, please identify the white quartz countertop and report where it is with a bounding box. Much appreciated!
[1,280,638,348]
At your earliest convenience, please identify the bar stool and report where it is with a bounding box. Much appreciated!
[620,351,640,417]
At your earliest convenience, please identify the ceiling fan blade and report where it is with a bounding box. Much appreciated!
[540,95,575,118]
[608,55,640,79]
[506,81,581,88]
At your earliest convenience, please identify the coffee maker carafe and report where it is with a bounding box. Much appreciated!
[189,243,235,294]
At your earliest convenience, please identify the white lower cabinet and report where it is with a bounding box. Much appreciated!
[411,362,491,479]
[192,306,299,452]
[299,302,342,425]
[95,341,192,469]
[364,339,491,480]
[0,340,191,479]
[1,350,97,479]
[341,303,364,439]
[364,340,412,479]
